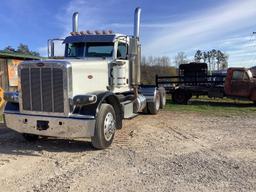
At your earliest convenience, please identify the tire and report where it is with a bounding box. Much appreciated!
[172,90,189,104]
[92,104,116,149]
[186,92,192,101]
[159,88,166,109]
[148,91,161,115]
[22,133,39,142]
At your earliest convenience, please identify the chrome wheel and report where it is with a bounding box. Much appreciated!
[103,112,116,141]
[155,93,160,111]
[162,93,166,106]
[92,104,116,149]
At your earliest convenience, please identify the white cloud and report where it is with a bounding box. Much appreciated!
[142,0,256,67]
[56,0,116,37]
[39,0,256,68]
[220,35,256,67]
[37,0,106,56]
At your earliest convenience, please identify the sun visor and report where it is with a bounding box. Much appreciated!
[63,35,116,44]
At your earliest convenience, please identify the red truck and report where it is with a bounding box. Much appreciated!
[156,63,256,104]
[224,68,256,103]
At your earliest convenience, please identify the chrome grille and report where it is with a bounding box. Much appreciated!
[21,67,64,113]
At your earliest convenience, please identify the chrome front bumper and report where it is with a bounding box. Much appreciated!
[4,112,96,138]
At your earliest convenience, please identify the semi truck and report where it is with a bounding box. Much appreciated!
[3,7,166,149]
[156,62,256,105]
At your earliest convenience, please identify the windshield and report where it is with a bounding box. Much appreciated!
[85,42,113,57]
[65,43,85,58]
[65,42,114,58]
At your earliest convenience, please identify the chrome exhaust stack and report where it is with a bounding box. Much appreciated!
[72,12,79,32]
[129,7,142,98]
[134,7,141,39]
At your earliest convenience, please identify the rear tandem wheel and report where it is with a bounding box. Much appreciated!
[148,91,161,114]
[172,90,190,104]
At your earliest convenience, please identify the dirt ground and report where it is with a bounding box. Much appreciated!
[0,111,255,192]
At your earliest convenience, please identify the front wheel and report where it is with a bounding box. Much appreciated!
[92,104,116,149]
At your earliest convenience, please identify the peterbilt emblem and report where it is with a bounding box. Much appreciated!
[88,75,93,79]
[37,63,45,67]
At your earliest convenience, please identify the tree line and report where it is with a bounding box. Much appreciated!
[1,43,40,57]
[173,50,228,71]
[141,56,176,84]
[141,49,229,84]
[194,49,228,71]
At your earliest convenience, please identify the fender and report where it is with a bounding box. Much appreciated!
[73,91,123,129]
[140,85,158,102]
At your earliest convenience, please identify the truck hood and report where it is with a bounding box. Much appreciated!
[65,58,111,96]
[20,58,111,96]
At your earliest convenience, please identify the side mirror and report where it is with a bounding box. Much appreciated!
[48,39,65,59]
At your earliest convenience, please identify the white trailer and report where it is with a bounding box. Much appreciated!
[3,8,166,149]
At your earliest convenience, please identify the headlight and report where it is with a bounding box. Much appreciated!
[73,95,97,106]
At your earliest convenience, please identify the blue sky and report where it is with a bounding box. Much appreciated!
[1,0,256,67]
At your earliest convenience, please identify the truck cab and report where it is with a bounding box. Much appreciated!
[224,68,256,101]
[63,33,131,94]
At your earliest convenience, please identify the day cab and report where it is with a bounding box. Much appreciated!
[3,8,166,149]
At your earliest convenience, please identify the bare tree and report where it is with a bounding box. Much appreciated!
[216,50,227,70]
[194,50,202,62]
[207,51,212,72]
[203,51,208,63]
[195,50,228,71]
[175,52,188,68]
[216,50,221,70]
[141,56,176,84]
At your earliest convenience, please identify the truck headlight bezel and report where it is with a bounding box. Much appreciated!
[4,92,19,103]
[73,95,97,106]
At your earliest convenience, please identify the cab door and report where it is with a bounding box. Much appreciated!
[231,70,250,97]
[112,40,129,92]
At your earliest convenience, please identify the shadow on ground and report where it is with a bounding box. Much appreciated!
[189,99,255,107]
[0,123,94,156]
[167,99,255,108]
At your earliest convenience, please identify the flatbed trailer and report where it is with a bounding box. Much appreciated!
[155,74,226,104]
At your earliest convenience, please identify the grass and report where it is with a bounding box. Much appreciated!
[165,96,256,116]
[0,97,254,120]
